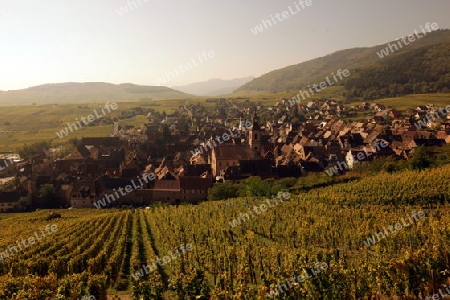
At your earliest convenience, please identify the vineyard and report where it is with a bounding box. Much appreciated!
[0,166,450,299]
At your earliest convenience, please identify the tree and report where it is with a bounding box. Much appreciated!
[37,184,64,208]
[18,197,31,206]
[237,176,272,197]
[409,146,431,170]
[207,182,237,201]
[17,141,50,158]
[161,124,170,143]
[382,161,400,173]
[217,106,226,119]
[39,184,56,199]
[69,137,79,145]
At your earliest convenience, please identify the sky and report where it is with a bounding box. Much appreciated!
[0,0,449,90]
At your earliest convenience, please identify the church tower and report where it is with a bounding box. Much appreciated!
[249,112,262,153]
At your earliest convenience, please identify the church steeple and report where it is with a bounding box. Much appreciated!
[252,111,261,130]
[249,111,261,152]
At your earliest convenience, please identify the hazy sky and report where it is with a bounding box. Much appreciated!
[0,0,449,90]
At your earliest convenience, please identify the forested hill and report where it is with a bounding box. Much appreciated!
[343,41,450,100]
[236,29,450,94]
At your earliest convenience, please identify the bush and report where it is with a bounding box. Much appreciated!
[207,182,237,201]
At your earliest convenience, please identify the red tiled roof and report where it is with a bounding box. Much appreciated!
[213,144,259,160]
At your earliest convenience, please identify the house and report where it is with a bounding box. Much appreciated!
[373,111,388,123]
[413,138,445,147]
[238,159,272,178]
[145,124,162,141]
[185,164,212,176]
[272,162,302,178]
[389,110,402,119]
[306,101,318,110]
[180,177,212,202]
[59,184,73,206]
[95,177,136,207]
[81,137,122,148]
[300,159,325,173]
[0,158,18,177]
[374,104,386,111]
[55,159,87,176]
[68,145,91,160]
[0,191,23,212]
[210,144,260,176]
[70,180,96,208]
[345,148,376,169]
[147,180,181,203]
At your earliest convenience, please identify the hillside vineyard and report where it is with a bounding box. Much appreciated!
[0,165,450,298]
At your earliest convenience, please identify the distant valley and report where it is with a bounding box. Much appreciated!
[172,77,254,96]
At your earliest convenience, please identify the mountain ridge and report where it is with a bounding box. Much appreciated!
[0,82,195,105]
[236,29,450,93]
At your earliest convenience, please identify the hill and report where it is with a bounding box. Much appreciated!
[0,82,195,106]
[344,41,450,100]
[236,29,450,94]
[173,77,254,96]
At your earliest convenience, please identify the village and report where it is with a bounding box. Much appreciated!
[0,98,449,211]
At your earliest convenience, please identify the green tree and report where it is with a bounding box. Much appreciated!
[268,177,296,194]
[382,161,400,174]
[207,182,237,201]
[17,141,50,158]
[237,176,271,197]
[409,146,431,170]
[18,196,31,206]
[37,184,64,208]
[39,184,56,199]
[69,137,79,145]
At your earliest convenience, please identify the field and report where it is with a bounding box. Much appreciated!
[226,86,347,106]
[0,102,175,152]
[1,165,450,299]
[0,92,448,153]
[0,98,227,152]
[374,93,450,110]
